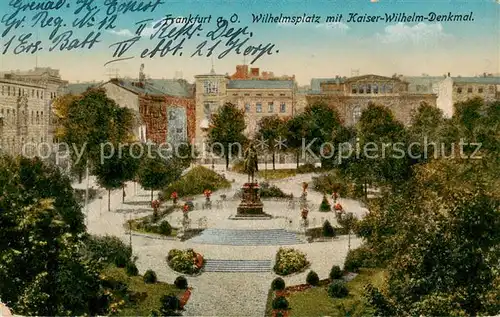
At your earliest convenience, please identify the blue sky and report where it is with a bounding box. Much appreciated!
[0,0,498,84]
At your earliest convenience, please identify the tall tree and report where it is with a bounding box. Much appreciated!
[360,159,500,316]
[207,102,247,170]
[285,114,311,167]
[137,151,183,202]
[255,115,286,170]
[0,156,105,316]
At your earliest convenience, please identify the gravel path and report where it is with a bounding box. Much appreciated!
[82,167,365,316]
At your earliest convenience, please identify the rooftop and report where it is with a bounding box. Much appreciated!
[227,80,294,90]
[452,76,500,84]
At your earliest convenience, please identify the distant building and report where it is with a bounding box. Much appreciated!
[194,65,297,145]
[0,68,67,157]
[306,74,437,126]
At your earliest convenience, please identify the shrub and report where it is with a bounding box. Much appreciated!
[83,235,132,268]
[167,249,201,275]
[322,220,336,237]
[273,248,309,276]
[259,182,293,199]
[297,163,317,174]
[344,246,378,273]
[159,294,181,316]
[329,265,343,280]
[125,262,139,276]
[272,296,289,310]
[163,166,231,199]
[174,276,188,289]
[271,277,285,291]
[306,271,319,286]
[312,172,349,197]
[319,194,331,212]
[143,270,157,284]
[157,221,172,236]
[328,280,349,298]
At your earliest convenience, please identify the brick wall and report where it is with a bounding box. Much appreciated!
[139,94,195,144]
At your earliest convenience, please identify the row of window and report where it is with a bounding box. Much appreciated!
[0,108,46,125]
[1,85,45,99]
[233,93,288,97]
[456,85,495,94]
[351,83,394,94]
[244,102,287,113]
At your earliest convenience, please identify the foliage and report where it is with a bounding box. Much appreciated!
[319,194,331,212]
[272,296,289,310]
[306,271,320,286]
[207,102,247,169]
[259,182,293,198]
[284,269,386,317]
[163,166,231,199]
[343,246,379,273]
[174,276,188,289]
[296,163,319,174]
[255,115,287,169]
[273,248,309,276]
[100,266,182,316]
[312,171,350,198]
[322,220,336,237]
[285,114,311,167]
[271,277,286,291]
[137,151,183,201]
[337,212,357,236]
[159,294,182,317]
[329,265,343,280]
[359,159,500,316]
[143,270,158,284]
[83,235,133,268]
[167,249,201,275]
[258,169,296,180]
[328,281,349,298]
[0,156,107,316]
[126,262,139,277]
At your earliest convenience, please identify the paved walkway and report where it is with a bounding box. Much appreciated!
[82,169,364,316]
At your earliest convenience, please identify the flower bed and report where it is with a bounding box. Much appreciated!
[167,249,204,275]
[273,248,310,276]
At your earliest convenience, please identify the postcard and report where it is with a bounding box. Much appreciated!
[0,0,499,316]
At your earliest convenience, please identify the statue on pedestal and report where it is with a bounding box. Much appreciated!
[244,141,259,183]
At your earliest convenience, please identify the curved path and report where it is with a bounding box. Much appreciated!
[82,167,364,316]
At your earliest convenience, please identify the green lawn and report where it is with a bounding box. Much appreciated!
[101,266,182,316]
[258,169,297,180]
[285,269,386,317]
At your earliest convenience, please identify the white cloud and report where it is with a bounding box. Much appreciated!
[316,22,350,32]
[107,17,186,37]
[108,29,134,37]
[376,22,452,45]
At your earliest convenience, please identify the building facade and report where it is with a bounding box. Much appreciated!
[194,66,297,145]
[306,74,437,126]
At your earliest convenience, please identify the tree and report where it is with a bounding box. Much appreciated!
[59,88,134,182]
[0,156,106,316]
[255,115,286,170]
[304,103,342,168]
[207,103,247,170]
[137,151,182,202]
[360,159,500,316]
[285,114,311,167]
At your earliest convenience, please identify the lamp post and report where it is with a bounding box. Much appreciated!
[98,196,103,216]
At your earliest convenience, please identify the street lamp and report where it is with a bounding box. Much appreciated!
[98,196,103,216]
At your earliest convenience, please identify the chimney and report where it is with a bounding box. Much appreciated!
[483,72,486,77]
[234,65,248,79]
[447,72,450,77]
[250,67,259,77]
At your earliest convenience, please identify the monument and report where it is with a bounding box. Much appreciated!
[234,142,271,219]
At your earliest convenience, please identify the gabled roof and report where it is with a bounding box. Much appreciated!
[345,74,398,83]
[227,80,294,89]
[104,79,193,97]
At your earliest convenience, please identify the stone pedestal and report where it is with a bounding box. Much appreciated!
[234,183,271,219]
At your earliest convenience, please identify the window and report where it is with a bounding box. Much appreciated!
[352,105,362,124]
[41,111,43,124]
[359,85,364,94]
[366,84,371,94]
[36,111,39,124]
[386,84,393,93]
[280,93,286,96]
[351,85,357,94]
[245,103,250,112]
[268,94,274,96]
[176,128,183,134]
[478,87,483,93]
[280,103,286,113]
[256,103,262,113]
[489,85,495,93]
[457,87,462,93]
[467,87,473,93]
[373,84,378,94]
[256,93,262,96]
[31,111,34,124]
[268,102,274,113]
[36,90,39,98]
[232,93,238,96]
[32,89,34,97]
[244,93,250,96]
[18,88,21,96]
[203,80,218,94]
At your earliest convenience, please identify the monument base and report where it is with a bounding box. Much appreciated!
[233,182,271,219]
